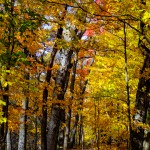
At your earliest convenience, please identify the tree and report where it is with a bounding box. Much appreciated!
[0,0,150,150]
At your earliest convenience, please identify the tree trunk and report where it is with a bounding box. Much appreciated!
[97,99,100,150]
[11,131,18,150]
[131,0,150,149]
[131,53,150,150]
[68,114,79,149]
[123,22,132,150]
[63,107,71,150]
[18,73,29,150]
[18,97,28,150]
[0,85,9,150]
[34,115,38,150]
[6,129,11,150]
[47,49,73,150]
[63,56,78,150]
[41,88,48,150]
[67,57,89,149]
[79,115,84,149]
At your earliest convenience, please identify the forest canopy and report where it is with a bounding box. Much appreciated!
[0,0,150,150]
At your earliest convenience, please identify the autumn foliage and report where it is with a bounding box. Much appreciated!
[0,0,150,150]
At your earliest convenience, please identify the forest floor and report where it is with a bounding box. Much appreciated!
[57,143,127,150]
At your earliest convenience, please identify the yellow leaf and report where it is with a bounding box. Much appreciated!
[0,100,6,106]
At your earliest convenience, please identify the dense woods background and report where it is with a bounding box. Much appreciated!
[0,0,150,150]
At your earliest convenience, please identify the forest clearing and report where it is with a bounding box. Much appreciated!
[0,0,150,150]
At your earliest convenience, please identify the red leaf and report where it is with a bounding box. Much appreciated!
[83,29,94,36]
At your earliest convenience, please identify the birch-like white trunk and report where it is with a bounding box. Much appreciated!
[6,129,11,150]
[18,98,27,150]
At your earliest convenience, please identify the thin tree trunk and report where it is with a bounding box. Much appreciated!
[18,97,28,150]
[68,78,88,149]
[94,100,97,143]
[63,55,78,150]
[6,129,11,150]
[35,116,38,150]
[11,132,18,150]
[18,99,27,150]
[79,116,82,146]
[68,114,79,148]
[41,88,48,150]
[97,99,100,150]
[18,73,29,150]
[79,115,84,149]
[123,22,132,150]
[81,123,84,150]
[0,85,9,150]
[63,107,71,150]
[33,97,38,150]
[78,79,88,147]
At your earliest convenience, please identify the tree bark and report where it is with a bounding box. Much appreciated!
[18,97,28,150]
[131,53,150,150]
[123,22,132,150]
[63,55,78,150]
[63,107,71,150]
[18,99,28,150]
[47,49,73,150]
[131,0,150,149]
[6,129,11,150]
[18,73,29,150]
[68,114,79,149]
[78,115,84,148]
[41,87,48,150]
